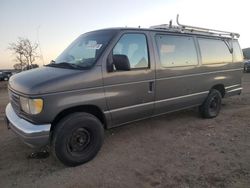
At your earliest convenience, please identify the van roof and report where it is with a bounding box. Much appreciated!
[90,27,238,40]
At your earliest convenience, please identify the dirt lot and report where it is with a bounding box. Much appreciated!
[0,74,250,188]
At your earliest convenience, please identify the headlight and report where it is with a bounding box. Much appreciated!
[20,97,43,115]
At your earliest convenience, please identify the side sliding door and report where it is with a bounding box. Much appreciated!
[153,33,207,115]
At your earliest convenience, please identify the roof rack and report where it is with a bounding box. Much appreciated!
[150,15,240,39]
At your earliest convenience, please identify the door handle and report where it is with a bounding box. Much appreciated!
[148,81,154,93]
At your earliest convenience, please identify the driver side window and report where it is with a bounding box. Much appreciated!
[113,33,149,69]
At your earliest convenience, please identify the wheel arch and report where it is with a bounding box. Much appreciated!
[51,105,107,133]
[211,84,225,98]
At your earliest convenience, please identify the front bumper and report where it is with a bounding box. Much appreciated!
[5,103,51,148]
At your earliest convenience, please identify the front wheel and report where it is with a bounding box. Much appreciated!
[52,112,104,167]
[199,89,222,118]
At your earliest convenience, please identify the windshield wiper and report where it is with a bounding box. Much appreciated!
[46,62,84,70]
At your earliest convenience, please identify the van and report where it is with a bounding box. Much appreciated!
[5,17,243,166]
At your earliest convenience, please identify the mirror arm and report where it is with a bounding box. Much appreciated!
[106,53,114,72]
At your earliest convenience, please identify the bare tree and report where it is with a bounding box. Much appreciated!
[13,63,23,71]
[8,37,39,70]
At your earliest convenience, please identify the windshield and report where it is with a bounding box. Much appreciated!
[53,30,117,69]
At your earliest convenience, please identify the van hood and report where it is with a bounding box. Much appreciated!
[9,66,102,95]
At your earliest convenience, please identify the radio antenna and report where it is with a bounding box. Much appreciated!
[36,25,45,66]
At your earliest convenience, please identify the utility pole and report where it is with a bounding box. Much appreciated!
[37,26,45,66]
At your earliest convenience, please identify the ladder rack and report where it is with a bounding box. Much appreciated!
[150,15,240,39]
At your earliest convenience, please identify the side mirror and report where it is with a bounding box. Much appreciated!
[113,54,131,71]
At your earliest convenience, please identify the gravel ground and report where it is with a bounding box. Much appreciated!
[0,74,249,188]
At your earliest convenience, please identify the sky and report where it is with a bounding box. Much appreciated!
[0,0,249,69]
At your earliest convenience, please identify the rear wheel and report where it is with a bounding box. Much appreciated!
[244,65,247,72]
[199,89,222,118]
[244,65,249,73]
[52,112,104,167]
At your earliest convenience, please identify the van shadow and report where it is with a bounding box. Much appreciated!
[0,107,205,186]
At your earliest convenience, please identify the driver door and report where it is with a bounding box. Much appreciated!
[103,32,155,127]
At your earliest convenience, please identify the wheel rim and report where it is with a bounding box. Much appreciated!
[67,128,91,153]
[209,95,220,114]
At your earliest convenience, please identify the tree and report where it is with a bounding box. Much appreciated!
[8,37,39,70]
[13,63,24,71]
[23,64,39,70]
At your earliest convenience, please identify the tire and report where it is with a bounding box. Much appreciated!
[4,77,8,81]
[246,66,250,73]
[244,65,248,73]
[199,89,222,118]
[52,112,104,167]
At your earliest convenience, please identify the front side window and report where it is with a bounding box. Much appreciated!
[113,33,149,69]
[155,35,198,67]
[53,30,117,69]
[198,38,232,64]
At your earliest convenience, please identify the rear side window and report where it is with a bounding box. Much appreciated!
[155,35,198,67]
[113,33,149,69]
[233,40,243,62]
[198,38,232,64]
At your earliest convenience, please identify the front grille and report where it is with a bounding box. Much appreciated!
[9,90,21,114]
